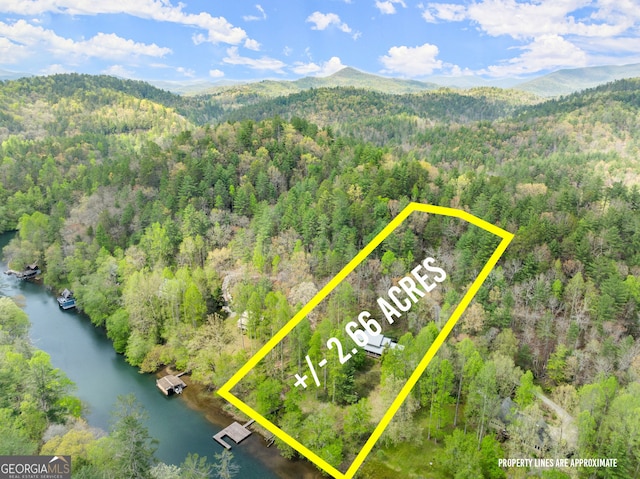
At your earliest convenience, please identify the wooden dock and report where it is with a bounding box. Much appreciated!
[213,419,255,450]
[156,374,186,395]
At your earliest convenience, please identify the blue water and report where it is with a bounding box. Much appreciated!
[0,232,320,478]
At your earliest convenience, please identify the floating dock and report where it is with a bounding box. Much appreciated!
[156,374,187,395]
[213,419,255,449]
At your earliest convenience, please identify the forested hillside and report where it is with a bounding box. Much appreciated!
[220,86,540,145]
[1,74,639,478]
[515,63,640,97]
[198,67,440,109]
[0,74,224,139]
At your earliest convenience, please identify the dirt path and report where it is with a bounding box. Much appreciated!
[536,391,578,451]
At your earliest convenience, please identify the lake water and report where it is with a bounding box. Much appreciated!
[0,232,320,478]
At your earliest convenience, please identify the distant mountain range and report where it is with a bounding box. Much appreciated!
[0,69,31,81]
[3,63,640,98]
[177,67,441,98]
[165,63,640,98]
[515,63,640,97]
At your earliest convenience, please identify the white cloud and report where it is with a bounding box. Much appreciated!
[283,46,293,56]
[82,32,170,59]
[422,0,636,40]
[448,65,475,77]
[0,0,254,46]
[0,20,171,61]
[590,0,640,26]
[306,12,352,33]
[176,66,195,77]
[223,46,286,72]
[483,34,588,77]
[375,0,406,15]
[102,64,135,78]
[292,62,321,75]
[466,0,614,39]
[421,9,436,22]
[209,69,224,78]
[380,43,443,76]
[191,33,207,46]
[243,4,267,22]
[0,36,29,63]
[375,1,395,15]
[318,56,346,76]
[40,63,69,74]
[579,35,640,55]
[428,3,465,21]
[244,38,261,51]
[292,56,345,76]
[418,0,640,75]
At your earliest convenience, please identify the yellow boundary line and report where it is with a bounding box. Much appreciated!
[218,203,514,479]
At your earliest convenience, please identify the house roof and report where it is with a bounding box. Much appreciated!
[156,375,186,391]
[362,330,400,356]
[364,329,384,347]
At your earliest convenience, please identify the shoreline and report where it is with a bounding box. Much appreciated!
[158,367,323,479]
[0,228,322,479]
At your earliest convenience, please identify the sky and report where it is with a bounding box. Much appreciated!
[0,0,639,83]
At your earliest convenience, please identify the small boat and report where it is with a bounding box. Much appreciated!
[57,289,76,310]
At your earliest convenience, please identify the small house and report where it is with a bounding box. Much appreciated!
[491,397,552,453]
[362,330,402,358]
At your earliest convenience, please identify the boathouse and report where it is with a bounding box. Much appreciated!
[57,289,76,310]
[25,263,40,274]
[12,263,41,280]
[156,375,186,395]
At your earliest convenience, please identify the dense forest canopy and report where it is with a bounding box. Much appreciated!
[1,73,639,478]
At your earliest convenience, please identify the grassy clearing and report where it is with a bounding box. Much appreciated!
[359,404,461,479]
[361,439,445,479]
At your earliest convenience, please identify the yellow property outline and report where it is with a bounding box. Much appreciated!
[218,203,514,479]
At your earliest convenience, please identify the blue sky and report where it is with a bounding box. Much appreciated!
[0,0,639,83]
